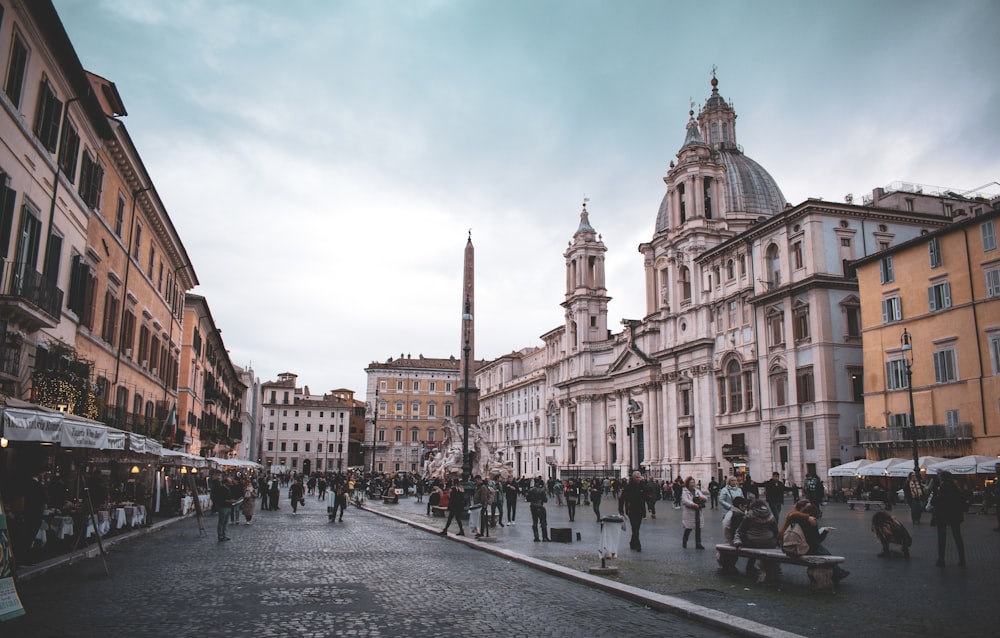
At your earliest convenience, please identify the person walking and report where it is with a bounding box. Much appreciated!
[258,476,270,511]
[526,478,550,542]
[329,483,348,522]
[619,471,648,552]
[210,475,234,542]
[268,478,281,511]
[903,471,927,525]
[289,478,305,515]
[439,481,466,536]
[762,472,786,520]
[241,479,256,524]
[645,480,659,519]
[681,476,707,549]
[671,477,684,509]
[564,480,580,522]
[719,477,744,513]
[504,480,520,525]
[589,479,603,522]
[489,479,505,528]
[931,470,966,567]
[708,478,720,510]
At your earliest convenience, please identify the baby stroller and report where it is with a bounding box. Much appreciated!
[871,511,912,558]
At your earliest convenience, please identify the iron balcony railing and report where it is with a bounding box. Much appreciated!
[857,423,973,446]
[0,261,64,321]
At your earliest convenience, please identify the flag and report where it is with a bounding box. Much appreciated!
[166,403,177,446]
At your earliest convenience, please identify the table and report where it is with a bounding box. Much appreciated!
[112,507,128,530]
[124,505,146,526]
[85,511,111,538]
[48,516,75,540]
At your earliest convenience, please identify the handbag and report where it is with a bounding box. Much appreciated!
[924,492,934,512]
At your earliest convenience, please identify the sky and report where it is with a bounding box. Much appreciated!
[51,0,1000,396]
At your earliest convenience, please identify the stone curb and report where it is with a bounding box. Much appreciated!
[360,502,806,638]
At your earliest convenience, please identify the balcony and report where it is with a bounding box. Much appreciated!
[722,443,748,458]
[0,262,64,329]
[858,423,974,448]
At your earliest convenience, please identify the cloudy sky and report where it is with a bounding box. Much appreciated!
[52,0,1000,395]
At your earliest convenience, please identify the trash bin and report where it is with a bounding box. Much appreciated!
[599,515,624,560]
[468,504,483,535]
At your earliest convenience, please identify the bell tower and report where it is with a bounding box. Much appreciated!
[562,200,610,350]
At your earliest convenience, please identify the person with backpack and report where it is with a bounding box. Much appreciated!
[732,498,778,575]
[780,500,850,583]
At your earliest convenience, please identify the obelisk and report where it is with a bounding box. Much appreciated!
[456,231,479,480]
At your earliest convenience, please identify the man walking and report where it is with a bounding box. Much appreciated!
[619,471,648,551]
[762,472,786,520]
[210,475,234,542]
[504,480,520,525]
[526,478,549,542]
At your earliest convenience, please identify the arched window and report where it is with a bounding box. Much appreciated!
[727,360,743,412]
[727,259,735,280]
[765,244,781,287]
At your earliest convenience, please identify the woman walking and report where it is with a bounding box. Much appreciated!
[681,476,707,549]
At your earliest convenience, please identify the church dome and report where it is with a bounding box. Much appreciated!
[654,75,785,234]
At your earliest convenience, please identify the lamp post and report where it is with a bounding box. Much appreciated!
[370,388,379,475]
[626,411,635,475]
[900,329,920,479]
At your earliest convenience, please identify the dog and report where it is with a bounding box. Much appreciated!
[871,510,912,558]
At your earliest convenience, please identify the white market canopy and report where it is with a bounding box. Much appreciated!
[855,456,947,477]
[2,405,161,455]
[827,459,874,477]
[161,448,211,468]
[885,456,946,477]
[208,457,262,471]
[927,455,1000,475]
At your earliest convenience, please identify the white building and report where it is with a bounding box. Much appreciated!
[476,75,958,484]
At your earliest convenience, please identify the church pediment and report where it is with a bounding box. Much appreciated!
[609,345,656,374]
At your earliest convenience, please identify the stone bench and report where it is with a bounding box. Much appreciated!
[381,495,399,504]
[715,543,846,590]
[847,500,885,510]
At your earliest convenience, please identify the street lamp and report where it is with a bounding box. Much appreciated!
[626,411,635,475]
[370,388,379,475]
[900,329,920,479]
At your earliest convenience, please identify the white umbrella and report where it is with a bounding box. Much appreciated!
[926,455,998,475]
[857,458,912,477]
[827,459,874,477]
[976,457,1000,474]
[884,456,946,477]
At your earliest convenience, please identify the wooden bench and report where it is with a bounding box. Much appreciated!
[715,544,846,590]
[382,495,399,504]
[847,500,884,510]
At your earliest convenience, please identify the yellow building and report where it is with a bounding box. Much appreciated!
[363,354,464,474]
[855,207,1000,458]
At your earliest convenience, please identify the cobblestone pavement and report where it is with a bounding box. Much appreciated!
[8,498,733,638]
[364,493,1000,637]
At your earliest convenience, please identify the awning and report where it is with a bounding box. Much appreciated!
[826,459,874,477]
[2,403,165,456]
[927,455,1000,475]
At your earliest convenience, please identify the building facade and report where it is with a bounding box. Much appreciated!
[363,354,463,474]
[855,207,1000,458]
[260,372,363,474]
[177,294,245,456]
[475,76,966,484]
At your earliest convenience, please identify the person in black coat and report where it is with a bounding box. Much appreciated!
[525,478,549,542]
[931,471,966,567]
[438,481,466,536]
[619,472,648,551]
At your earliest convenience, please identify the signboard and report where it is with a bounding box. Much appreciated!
[0,499,25,622]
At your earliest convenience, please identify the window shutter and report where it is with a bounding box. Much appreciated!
[943,283,951,308]
[928,287,937,311]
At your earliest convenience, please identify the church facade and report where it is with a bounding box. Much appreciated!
[476,76,960,485]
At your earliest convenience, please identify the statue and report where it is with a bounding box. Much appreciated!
[425,418,513,482]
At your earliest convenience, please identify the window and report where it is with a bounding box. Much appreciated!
[58,119,80,182]
[849,368,864,402]
[395,401,403,415]
[67,254,96,327]
[881,296,902,323]
[928,282,951,312]
[411,401,419,416]
[115,198,125,238]
[4,31,28,107]
[377,429,385,442]
[305,442,310,453]
[771,369,788,406]
[791,242,803,270]
[886,359,909,390]
[767,307,784,346]
[427,402,436,417]
[928,237,942,268]
[933,348,957,383]
[679,385,691,416]
[678,182,686,223]
[292,443,298,452]
[429,381,437,392]
[147,243,155,278]
[411,429,419,443]
[991,334,1000,375]
[727,259,735,280]
[796,367,815,403]
[945,410,960,427]
[804,421,815,450]
[412,381,419,391]
[843,301,861,339]
[726,361,743,412]
[679,266,691,302]
[0,177,15,260]
[792,303,810,342]
[983,221,997,252]
[427,429,436,442]
[15,203,42,279]
[840,238,851,247]
[739,254,746,276]
[879,255,894,284]
[444,403,453,417]
[987,268,1000,298]
[765,244,780,287]
[394,428,402,442]
[267,442,273,451]
[33,77,63,153]
[280,442,286,451]
[78,150,104,209]
[396,380,403,390]
[743,372,754,410]
[445,382,453,392]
